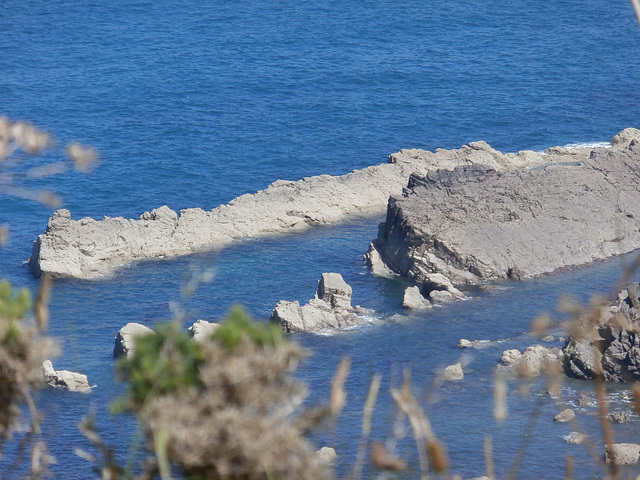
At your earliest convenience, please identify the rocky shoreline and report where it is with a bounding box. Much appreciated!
[29,138,597,279]
[367,129,640,291]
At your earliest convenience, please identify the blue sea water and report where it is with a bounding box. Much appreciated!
[1,0,640,478]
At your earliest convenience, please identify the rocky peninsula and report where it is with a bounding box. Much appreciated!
[29,139,595,279]
[366,129,640,288]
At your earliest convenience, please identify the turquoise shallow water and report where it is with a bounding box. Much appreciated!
[2,0,640,478]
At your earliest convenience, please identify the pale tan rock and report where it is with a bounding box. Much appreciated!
[114,322,154,358]
[188,320,220,342]
[442,363,464,381]
[605,443,640,465]
[42,360,91,393]
[270,273,365,333]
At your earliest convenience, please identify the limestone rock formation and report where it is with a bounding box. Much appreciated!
[368,130,640,287]
[42,360,91,393]
[30,136,602,279]
[563,283,640,382]
[270,273,366,333]
[402,286,432,310]
[114,322,154,358]
[442,362,464,381]
[565,432,586,445]
[553,408,575,423]
[609,411,630,424]
[316,447,337,464]
[500,345,562,377]
[188,319,220,342]
[605,443,640,465]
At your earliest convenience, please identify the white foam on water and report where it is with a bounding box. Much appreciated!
[561,141,611,150]
[534,140,611,155]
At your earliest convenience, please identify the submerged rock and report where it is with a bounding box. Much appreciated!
[565,432,586,445]
[30,135,606,280]
[368,130,640,288]
[42,360,91,393]
[114,322,154,358]
[270,273,366,333]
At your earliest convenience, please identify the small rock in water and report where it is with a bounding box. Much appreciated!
[501,349,522,365]
[459,338,473,348]
[547,385,563,399]
[270,273,366,333]
[316,447,337,464]
[604,443,640,465]
[41,360,91,393]
[114,322,154,358]
[554,408,575,423]
[402,286,432,310]
[565,432,586,445]
[442,363,464,381]
[608,411,630,424]
[188,319,220,342]
[577,392,594,407]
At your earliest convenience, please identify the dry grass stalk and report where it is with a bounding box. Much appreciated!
[506,392,545,480]
[564,455,574,480]
[34,275,51,331]
[330,356,351,418]
[483,435,494,480]
[370,442,405,472]
[351,374,381,479]
[390,370,449,477]
[0,226,8,246]
[493,371,507,423]
[632,0,640,30]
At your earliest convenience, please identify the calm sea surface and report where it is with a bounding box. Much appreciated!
[2,1,640,478]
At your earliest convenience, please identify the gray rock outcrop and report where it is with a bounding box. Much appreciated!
[29,136,603,279]
[42,360,91,393]
[442,363,464,381]
[553,408,575,423]
[500,345,562,377]
[270,273,366,332]
[188,319,220,342]
[565,432,586,445]
[315,447,337,464]
[368,129,640,287]
[604,443,640,465]
[402,286,432,310]
[113,322,154,358]
[563,283,640,382]
[609,411,630,423]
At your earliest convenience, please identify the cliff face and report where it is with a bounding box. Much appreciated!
[369,129,640,285]
[30,138,588,279]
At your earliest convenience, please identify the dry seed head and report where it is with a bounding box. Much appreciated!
[37,191,63,208]
[531,313,551,338]
[330,356,350,417]
[0,226,8,246]
[370,442,405,471]
[0,117,10,139]
[35,275,52,331]
[631,384,640,415]
[426,439,449,473]
[493,371,507,423]
[66,142,98,172]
